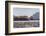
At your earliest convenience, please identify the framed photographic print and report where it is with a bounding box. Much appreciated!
[5,1,45,35]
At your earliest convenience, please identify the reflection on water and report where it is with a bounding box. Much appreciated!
[13,20,39,28]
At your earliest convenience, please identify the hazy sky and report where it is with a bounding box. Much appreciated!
[13,8,39,17]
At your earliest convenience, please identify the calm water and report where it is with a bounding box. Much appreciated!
[13,20,39,28]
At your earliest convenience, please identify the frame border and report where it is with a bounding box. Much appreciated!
[5,1,45,35]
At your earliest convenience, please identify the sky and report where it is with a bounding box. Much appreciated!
[13,8,39,17]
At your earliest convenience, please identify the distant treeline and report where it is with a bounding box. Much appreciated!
[13,16,39,21]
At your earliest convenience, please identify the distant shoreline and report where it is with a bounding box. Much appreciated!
[14,20,39,22]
